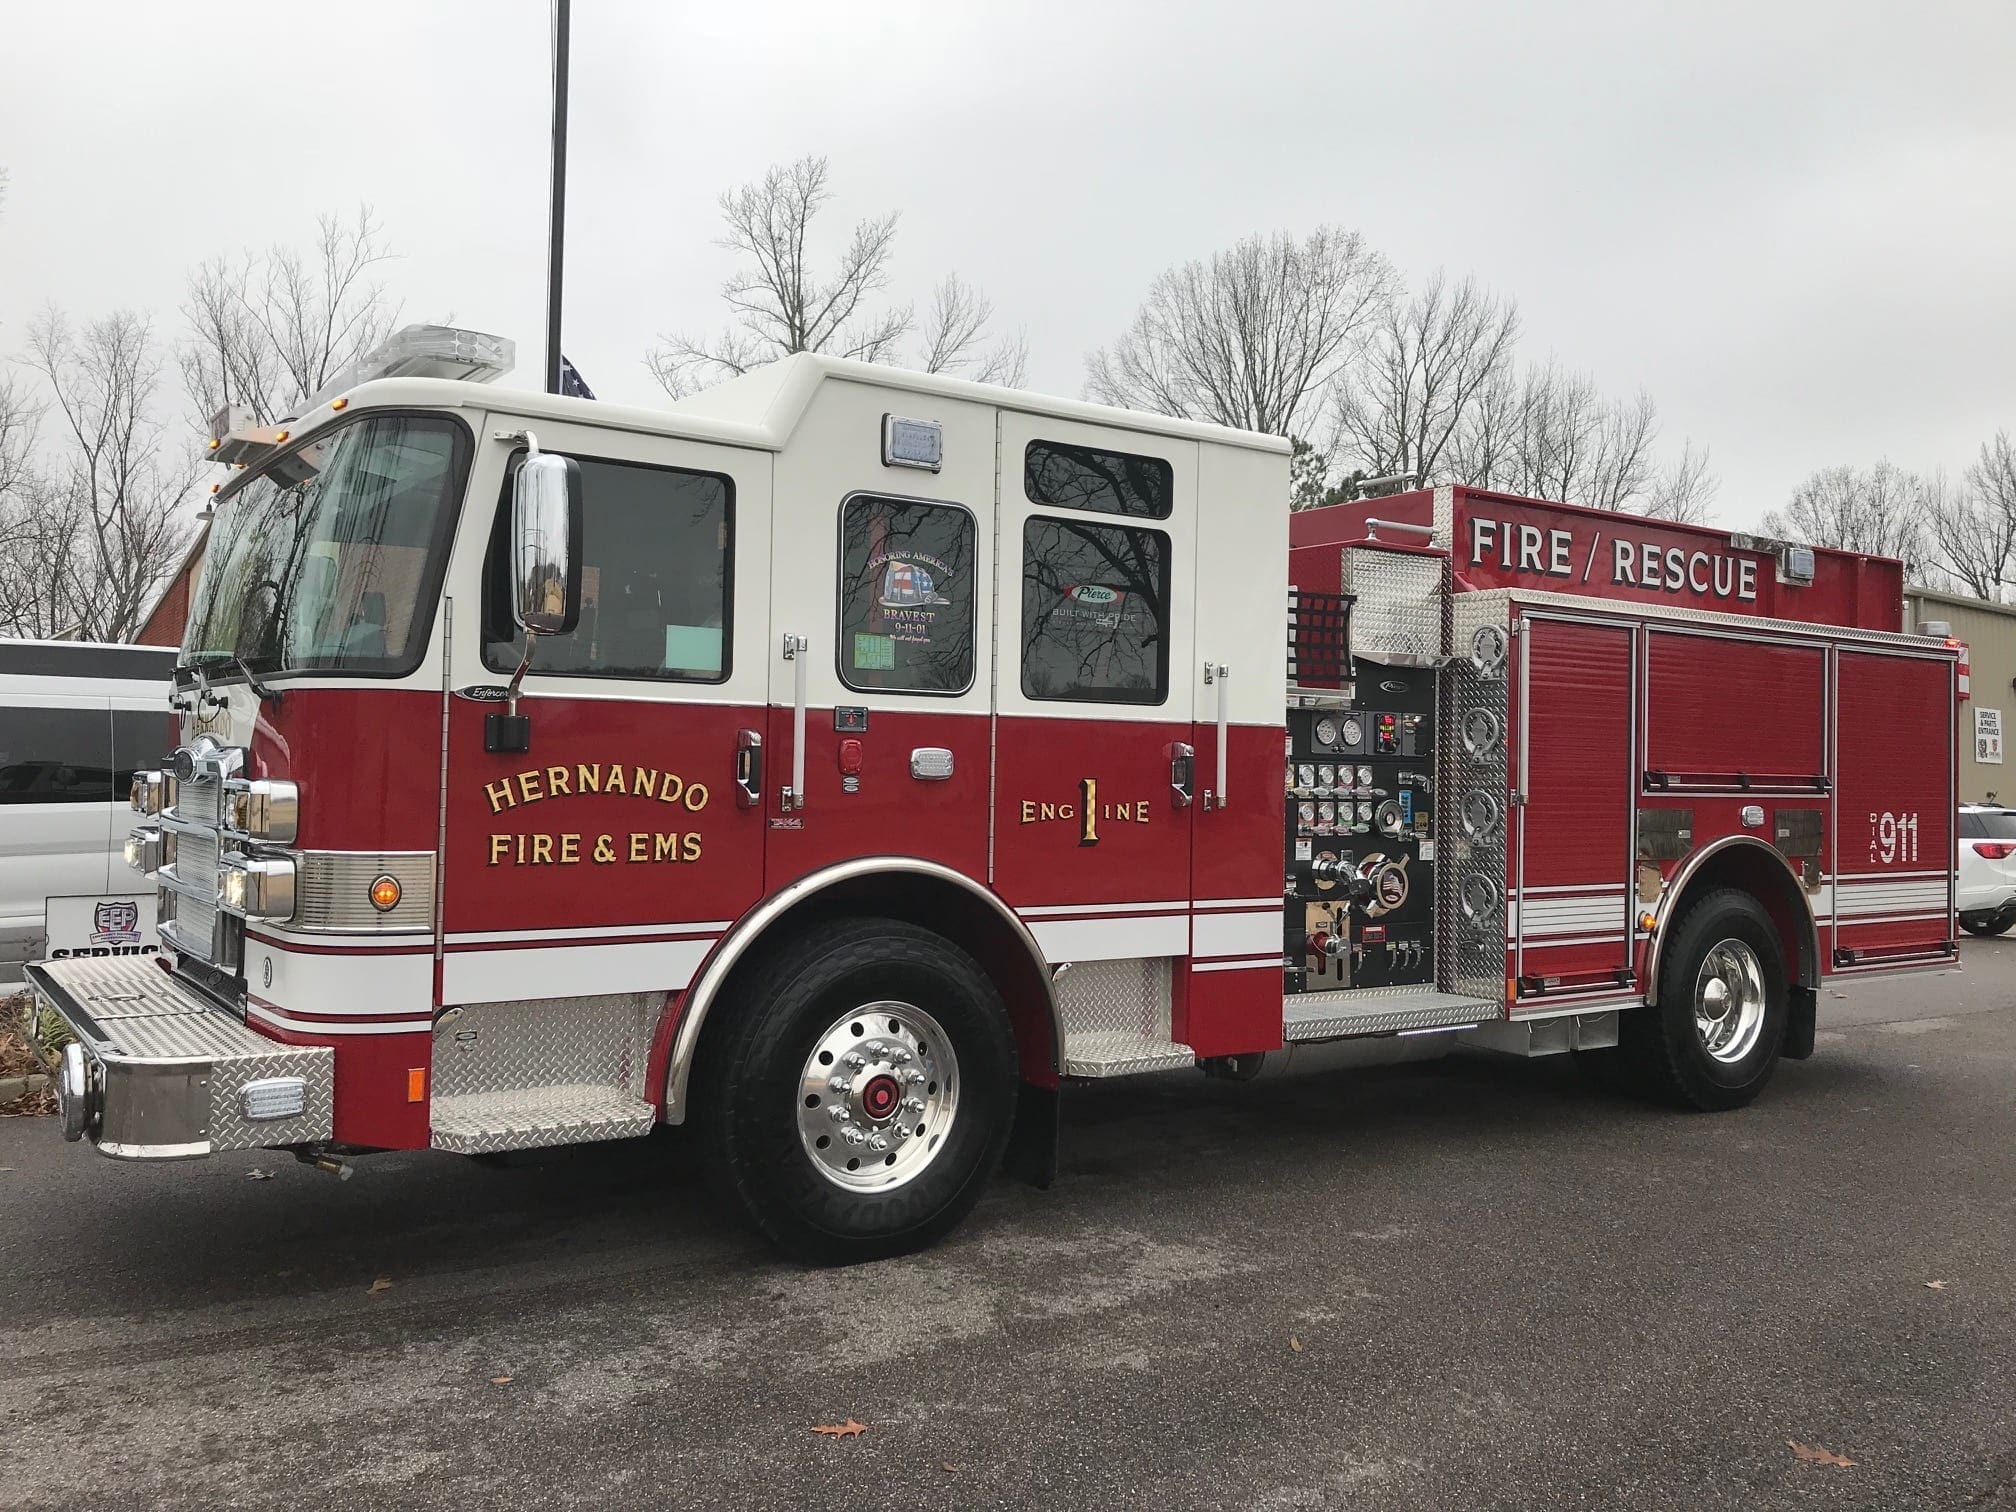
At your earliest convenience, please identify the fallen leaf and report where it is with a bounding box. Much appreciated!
[941,1464,959,1475]
[1926,1280,1947,1290]
[1289,1336,1304,1353]
[1788,1440,1856,1468]
[811,1419,867,1439]
[368,1277,393,1294]
[246,1167,274,1181]
[490,1375,513,1385]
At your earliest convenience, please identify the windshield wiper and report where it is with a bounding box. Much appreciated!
[230,656,285,709]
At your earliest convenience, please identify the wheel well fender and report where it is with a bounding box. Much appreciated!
[1644,835,1820,1006]
[660,857,1060,1124]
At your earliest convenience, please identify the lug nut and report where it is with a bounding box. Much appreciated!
[904,1069,925,1085]
[902,1096,924,1113]
[868,1134,890,1152]
[843,1127,868,1146]
[891,1048,913,1064]
[828,1105,852,1123]
[828,1075,848,1092]
[844,1053,866,1070]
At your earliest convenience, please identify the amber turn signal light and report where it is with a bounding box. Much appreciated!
[369,874,403,911]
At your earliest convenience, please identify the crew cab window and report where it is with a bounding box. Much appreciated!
[838,496,977,695]
[1020,517,1169,704]
[0,707,112,804]
[1024,440,1172,520]
[486,454,732,682]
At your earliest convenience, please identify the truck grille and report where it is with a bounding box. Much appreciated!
[160,772,237,970]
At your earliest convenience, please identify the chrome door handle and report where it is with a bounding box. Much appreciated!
[1169,742,1194,808]
[735,729,763,809]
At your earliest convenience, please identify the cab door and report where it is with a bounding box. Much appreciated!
[441,424,772,1006]
[990,414,1197,968]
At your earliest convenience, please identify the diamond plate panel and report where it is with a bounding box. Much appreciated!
[430,1086,655,1155]
[1055,958,1190,1076]
[1282,987,1493,1040]
[1340,546,1446,667]
[1440,593,1513,1002]
[430,994,657,1102]
[28,956,333,1151]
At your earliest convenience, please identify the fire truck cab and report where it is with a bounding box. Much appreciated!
[25,326,1958,1262]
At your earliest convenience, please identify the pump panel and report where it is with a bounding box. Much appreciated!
[1283,659,1436,992]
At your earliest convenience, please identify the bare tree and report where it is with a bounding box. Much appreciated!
[1924,431,2016,600]
[649,156,1025,395]
[1333,271,1521,489]
[4,309,201,639]
[179,205,399,425]
[1762,461,1927,566]
[1642,439,1718,524]
[919,274,1028,386]
[1085,227,1396,442]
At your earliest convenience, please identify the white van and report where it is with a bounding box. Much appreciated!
[0,639,176,984]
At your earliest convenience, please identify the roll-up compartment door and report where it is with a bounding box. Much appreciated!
[1514,617,1635,997]
[1832,649,1955,964]
[1644,632,1826,790]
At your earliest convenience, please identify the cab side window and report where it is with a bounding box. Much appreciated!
[837,496,977,695]
[1019,516,1170,704]
[486,453,733,682]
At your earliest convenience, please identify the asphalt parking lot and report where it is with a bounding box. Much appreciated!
[4,949,2014,1512]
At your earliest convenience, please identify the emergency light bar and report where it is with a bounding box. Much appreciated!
[300,324,515,413]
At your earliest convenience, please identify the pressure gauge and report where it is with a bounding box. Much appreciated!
[1297,801,1317,829]
[1316,801,1336,829]
[1297,763,1316,790]
[1357,800,1374,823]
[1314,716,1339,748]
[1341,715,1364,748]
[1316,764,1336,789]
[1357,765,1374,787]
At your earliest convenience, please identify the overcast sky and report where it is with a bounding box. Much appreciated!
[2,0,2012,525]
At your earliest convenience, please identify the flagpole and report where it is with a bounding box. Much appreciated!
[544,0,571,395]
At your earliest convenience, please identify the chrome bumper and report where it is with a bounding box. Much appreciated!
[22,957,333,1160]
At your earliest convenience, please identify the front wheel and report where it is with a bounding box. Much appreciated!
[1622,888,1788,1110]
[699,917,1017,1264]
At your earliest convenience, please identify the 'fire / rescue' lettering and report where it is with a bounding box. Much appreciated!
[484,764,710,814]
[1467,515,1759,602]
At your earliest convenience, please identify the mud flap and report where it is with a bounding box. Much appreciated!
[1002,1080,1059,1188]
[1783,984,1816,1061]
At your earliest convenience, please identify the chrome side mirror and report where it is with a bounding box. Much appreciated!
[511,439,583,637]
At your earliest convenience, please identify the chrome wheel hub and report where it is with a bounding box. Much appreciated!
[1693,938,1766,1063]
[798,1001,958,1191]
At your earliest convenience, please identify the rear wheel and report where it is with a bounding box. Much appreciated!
[1622,888,1788,1110]
[1961,915,2015,937]
[699,917,1016,1264]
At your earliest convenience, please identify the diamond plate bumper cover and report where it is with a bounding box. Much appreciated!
[23,956,332,1160]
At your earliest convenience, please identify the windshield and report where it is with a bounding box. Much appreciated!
[183,413,468,678]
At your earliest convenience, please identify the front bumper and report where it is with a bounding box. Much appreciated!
[22,957,332,1160]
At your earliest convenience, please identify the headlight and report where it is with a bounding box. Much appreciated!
[217,852,297,922]
[224,778,300,843]
[130,771,163,814]
[125,825,165,874]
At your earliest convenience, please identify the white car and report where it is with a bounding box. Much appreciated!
[1957,803,2016,937]
[0,639,176,982]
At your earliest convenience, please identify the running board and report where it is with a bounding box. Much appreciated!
[1061,1033,1196,1078]
[431,1086,655,1155]
[1283,987,1494,1042]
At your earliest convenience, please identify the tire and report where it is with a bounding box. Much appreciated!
[698,916,1017,1264]
[1960,915,2015,937]
[1621,888,1788,1111]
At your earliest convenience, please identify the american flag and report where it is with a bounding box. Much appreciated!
[559,356,596,400]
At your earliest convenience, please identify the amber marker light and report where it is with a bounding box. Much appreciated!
[330,396,348,411]
[1639,911,1658,932]
[273,430,289,443]
[407,1068,426,1103]
[206,437,221,451]
[369,874,403,911]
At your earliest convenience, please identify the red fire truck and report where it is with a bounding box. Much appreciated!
[24,326,1958,1262]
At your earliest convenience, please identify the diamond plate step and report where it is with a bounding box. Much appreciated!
[430,1085,655,1155]
[1283,987,1494,1042]
[1062,1032,1196,1078]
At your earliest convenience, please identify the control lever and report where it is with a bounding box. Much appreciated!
[1305,930,1345,960]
